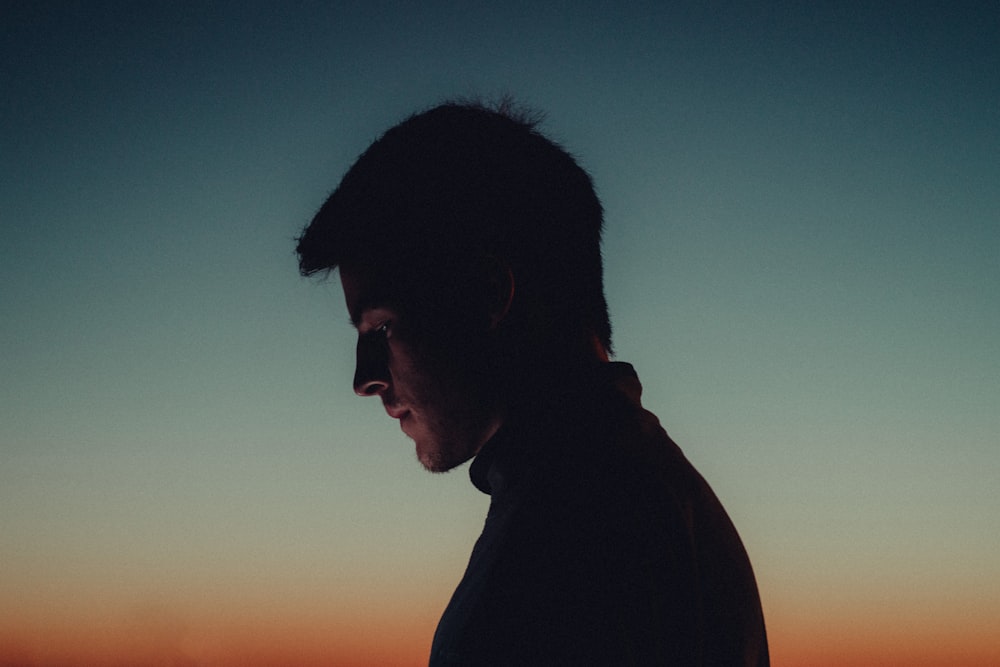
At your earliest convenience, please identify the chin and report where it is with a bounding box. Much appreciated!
[416,440,473,474]
[417,448,457,473]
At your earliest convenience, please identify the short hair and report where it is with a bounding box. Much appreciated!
[296,100,612,353]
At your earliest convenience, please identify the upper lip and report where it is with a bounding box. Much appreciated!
[384,404,408,419]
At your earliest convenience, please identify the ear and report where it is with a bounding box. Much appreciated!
[484,255,515,329]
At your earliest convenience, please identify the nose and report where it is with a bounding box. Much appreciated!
[353,337,390,397]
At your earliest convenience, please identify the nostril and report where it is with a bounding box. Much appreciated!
[354,343,390,397]
[355,378,389,397]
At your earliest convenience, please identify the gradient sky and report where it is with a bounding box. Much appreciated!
[2,2,998,665]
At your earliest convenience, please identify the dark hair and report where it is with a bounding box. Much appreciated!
[296,100,612,353]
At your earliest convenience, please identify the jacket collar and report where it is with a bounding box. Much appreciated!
[470,361,642,495]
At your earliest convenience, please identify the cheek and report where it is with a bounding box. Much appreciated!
[389,334,493,405]
[386,345,435,393]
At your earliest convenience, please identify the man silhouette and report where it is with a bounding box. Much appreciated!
[297,101,768,665]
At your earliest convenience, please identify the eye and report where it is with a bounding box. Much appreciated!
[355,307,395,343]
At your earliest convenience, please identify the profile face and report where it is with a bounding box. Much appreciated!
[340,263,502,472]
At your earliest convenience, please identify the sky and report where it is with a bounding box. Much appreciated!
[1,2,998,665]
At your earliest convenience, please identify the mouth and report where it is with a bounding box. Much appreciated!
[384,405,409,420]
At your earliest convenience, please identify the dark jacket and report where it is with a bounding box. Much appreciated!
[430,362,769,666]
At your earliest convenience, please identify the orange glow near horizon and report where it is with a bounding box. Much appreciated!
[766,606,1000,667]
[3,601,1000,667]
[0,610,435,667]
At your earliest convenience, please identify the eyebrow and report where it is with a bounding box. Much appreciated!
[348,301,394,329]
[346,294,376,328]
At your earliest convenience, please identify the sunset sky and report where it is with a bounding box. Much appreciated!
[2,2,998,665]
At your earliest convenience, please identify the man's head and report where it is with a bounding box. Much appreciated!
[297,101,611,471]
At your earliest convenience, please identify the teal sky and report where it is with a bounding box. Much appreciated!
[2,2,998,662]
